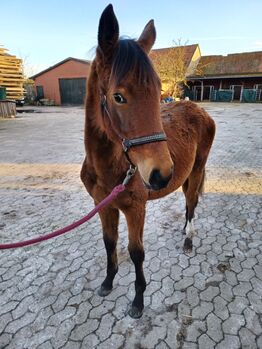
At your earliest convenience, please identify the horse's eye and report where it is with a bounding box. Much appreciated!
[113,93,127,104]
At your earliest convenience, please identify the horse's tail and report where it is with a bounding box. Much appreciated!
[199,168,206,196]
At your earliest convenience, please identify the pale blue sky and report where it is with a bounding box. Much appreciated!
[1,0,262,76]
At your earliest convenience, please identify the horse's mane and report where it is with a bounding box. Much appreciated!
[110,39,160,90]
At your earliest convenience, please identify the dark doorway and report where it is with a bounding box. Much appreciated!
[59,78,86,105]
[230,85,242,101]
[36,85,44,99]
[203,86,214,100]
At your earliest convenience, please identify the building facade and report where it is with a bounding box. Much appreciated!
[31,58,91,105]
[31,48,262,105]
[187,51,262,102]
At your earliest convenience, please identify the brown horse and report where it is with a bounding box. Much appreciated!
[81,4,215,318]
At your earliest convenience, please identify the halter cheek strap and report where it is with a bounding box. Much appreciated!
[101,95,167,166]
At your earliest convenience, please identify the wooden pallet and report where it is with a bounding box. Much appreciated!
[0,47,24,101]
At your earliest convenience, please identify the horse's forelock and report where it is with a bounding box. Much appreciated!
[110,39,160,89]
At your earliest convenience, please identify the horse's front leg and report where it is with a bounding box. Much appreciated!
[123,205,146,318]
[97,206,119,296]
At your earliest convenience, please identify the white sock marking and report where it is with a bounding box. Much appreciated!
[185,220,196,239]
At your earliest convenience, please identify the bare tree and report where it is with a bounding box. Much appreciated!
[151,40,188,98]
[17,52,36,103]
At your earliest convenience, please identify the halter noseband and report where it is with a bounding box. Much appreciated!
[101,95,167,165]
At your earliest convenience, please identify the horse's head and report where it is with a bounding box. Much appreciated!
[95,4,173,190]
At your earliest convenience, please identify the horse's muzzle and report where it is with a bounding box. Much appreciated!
[147,167,173,190]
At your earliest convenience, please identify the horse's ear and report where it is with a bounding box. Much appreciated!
[98,4,119,57]
[137,20,156,54]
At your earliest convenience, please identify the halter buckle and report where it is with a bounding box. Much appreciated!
[122,139,132,152]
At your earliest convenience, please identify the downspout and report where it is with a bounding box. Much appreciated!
[200,80,204,101]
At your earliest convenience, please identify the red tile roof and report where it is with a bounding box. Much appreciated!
[30,57,91,79]
[190,51,262,77]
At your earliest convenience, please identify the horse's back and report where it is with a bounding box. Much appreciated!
[161,100,215,150]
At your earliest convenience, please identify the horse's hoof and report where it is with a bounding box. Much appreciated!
[183,238,193,254]
[128,306,143,319]
[183,246,193,254]
[98,285,112,297]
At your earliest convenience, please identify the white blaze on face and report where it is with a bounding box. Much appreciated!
[186,220,196,239]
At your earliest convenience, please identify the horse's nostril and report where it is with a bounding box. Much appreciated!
[149,168,172,190]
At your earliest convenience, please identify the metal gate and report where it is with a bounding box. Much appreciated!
[59,78,86,105]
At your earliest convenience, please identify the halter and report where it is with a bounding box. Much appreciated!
[101,95,167,167]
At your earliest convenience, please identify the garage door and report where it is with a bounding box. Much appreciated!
[59,78,86,105]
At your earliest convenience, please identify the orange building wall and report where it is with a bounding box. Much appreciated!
[34,60,90,105]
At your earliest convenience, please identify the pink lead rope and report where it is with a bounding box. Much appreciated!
[0,183,127,250]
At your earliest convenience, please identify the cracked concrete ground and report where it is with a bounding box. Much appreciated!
[0,103,261,349]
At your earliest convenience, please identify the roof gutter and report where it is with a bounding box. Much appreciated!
[188,74,262,80]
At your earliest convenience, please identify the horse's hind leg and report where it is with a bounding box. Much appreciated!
[122,205,146,318]
[182,179,189,231]
[97,207,119,296]
[183,168,205,253]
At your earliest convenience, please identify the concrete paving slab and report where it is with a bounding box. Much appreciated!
[0,103,261,348]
